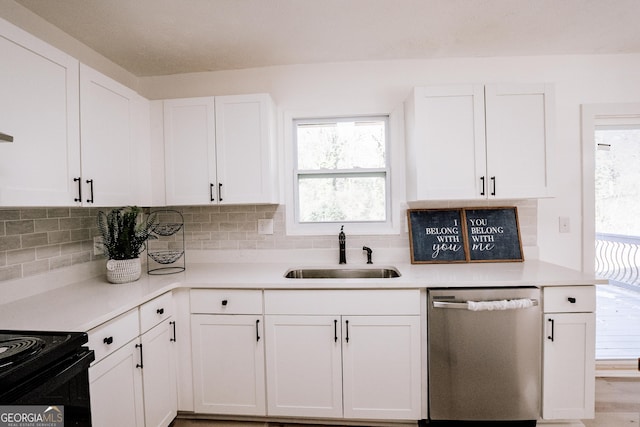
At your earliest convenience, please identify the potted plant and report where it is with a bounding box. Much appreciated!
[97,206,157,284]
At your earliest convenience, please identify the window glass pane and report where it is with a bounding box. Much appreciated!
[595,127,640,235]
[296,120,386,170]
[298,175,386,222]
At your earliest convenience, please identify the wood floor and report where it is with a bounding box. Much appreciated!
[171,377,640,427]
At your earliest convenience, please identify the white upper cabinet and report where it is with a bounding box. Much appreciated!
[405,83,554,201]
[163,97,216,205]
[0,18,80,206]
[163,94,278,206]
[80,64,143,206]
[485,83,554,199]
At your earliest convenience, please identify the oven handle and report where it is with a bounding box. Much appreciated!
[433,299,539,310]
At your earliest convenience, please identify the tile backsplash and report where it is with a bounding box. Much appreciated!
[0,201,537,283]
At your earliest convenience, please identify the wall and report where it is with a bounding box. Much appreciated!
[1,201,537,283]
[139,54,640,271]
[3,1,640,272]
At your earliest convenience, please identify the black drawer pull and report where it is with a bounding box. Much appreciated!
[136,343,143,368]
[567,297,577,303]
[74,177,82,202]
[256,319,261,342]
[170,321,176,342]
[157,308,164,315]
[86,179,94,203]
[345,320,350,343]
[547,318,555,342]
[103,336,113,345]
[221,299,228,306]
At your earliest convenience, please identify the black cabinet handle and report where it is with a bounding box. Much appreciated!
[157,308,164,315]
[135,343,143,368]
[490,176,496,196]
[547,318,555,342]
[568,297,577,304]
[256,319,261,342]
[218,183,223,202]
[170,321,176,342]
[210,183,215,202]
[480,176,485,196]
[334,319,338,342]
[86,179,94,203]
[74,177,82,202]
[103,336,113,345]
[345,320,350,343]
[221,299,228,306]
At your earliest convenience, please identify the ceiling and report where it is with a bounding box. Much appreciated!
[14,0,640,77]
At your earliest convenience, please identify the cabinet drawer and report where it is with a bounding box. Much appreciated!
[139,292,174,333]
[88,308,139,363]
[543,286,595,313]
[190,289,263,314]
[264,290,421,315]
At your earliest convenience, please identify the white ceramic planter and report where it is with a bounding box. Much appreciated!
[106,258,142,284]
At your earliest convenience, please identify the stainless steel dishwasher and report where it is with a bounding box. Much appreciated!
[428,287,541,426]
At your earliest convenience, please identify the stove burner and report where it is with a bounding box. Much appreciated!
[0,337,46,368]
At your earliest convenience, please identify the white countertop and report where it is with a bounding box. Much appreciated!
[0,259,605,332]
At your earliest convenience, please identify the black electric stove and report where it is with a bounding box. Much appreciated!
[0,330,95,426]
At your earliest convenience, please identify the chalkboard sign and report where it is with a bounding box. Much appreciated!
[408,209,468,263]
[464,207,523,262]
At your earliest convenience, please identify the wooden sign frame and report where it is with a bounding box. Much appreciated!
[407,207,524,264]
[464,207,524,263]
[407,208,468,264]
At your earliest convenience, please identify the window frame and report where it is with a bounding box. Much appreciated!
[284,111,404,236]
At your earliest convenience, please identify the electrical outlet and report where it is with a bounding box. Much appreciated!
[93,236,104,255]
[258,219,274,235]
[559,217,571,233]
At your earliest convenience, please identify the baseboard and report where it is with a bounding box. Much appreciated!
[596,359,640,378]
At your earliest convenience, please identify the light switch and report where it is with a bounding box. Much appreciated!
[559,217,570,233]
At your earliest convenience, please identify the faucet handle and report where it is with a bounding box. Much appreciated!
[363,246,373,264]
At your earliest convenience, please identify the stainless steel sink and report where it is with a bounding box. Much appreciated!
[284,266,401,279]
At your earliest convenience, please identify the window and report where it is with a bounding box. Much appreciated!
[293,116,390,226]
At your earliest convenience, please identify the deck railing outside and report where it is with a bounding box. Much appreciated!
[595,232,640,289]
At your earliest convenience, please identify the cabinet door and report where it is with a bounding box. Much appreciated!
[215,94,278,204]
[0,18,80,206]
[485,83,554,198]
[141,319,177,427]
[163,97,217,205]
[342,316,421,420]
[89,339,144,427]
[80,64,137,206]
[191,314,266,415]
[542,312,595,419]
[405,85,486,201]
[265,315,342,418]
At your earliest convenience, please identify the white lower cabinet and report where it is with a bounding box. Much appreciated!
[89,339,145,427]
[264,290,422,421]
[542,286,596,420]
[191,314,266,415]
[89,293,177,427]
[189,289,266,416]
[342,316,421,420]
[264,315,343,418]
[141,319,178,427]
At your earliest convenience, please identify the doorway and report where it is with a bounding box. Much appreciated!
[582,104,640,364]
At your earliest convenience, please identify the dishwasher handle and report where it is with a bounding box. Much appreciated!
[433,298,539,310]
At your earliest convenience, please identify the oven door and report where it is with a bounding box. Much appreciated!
[8,348,94,427]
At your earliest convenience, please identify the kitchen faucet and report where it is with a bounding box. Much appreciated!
[339,226,346,264]
[363,246,373,264]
